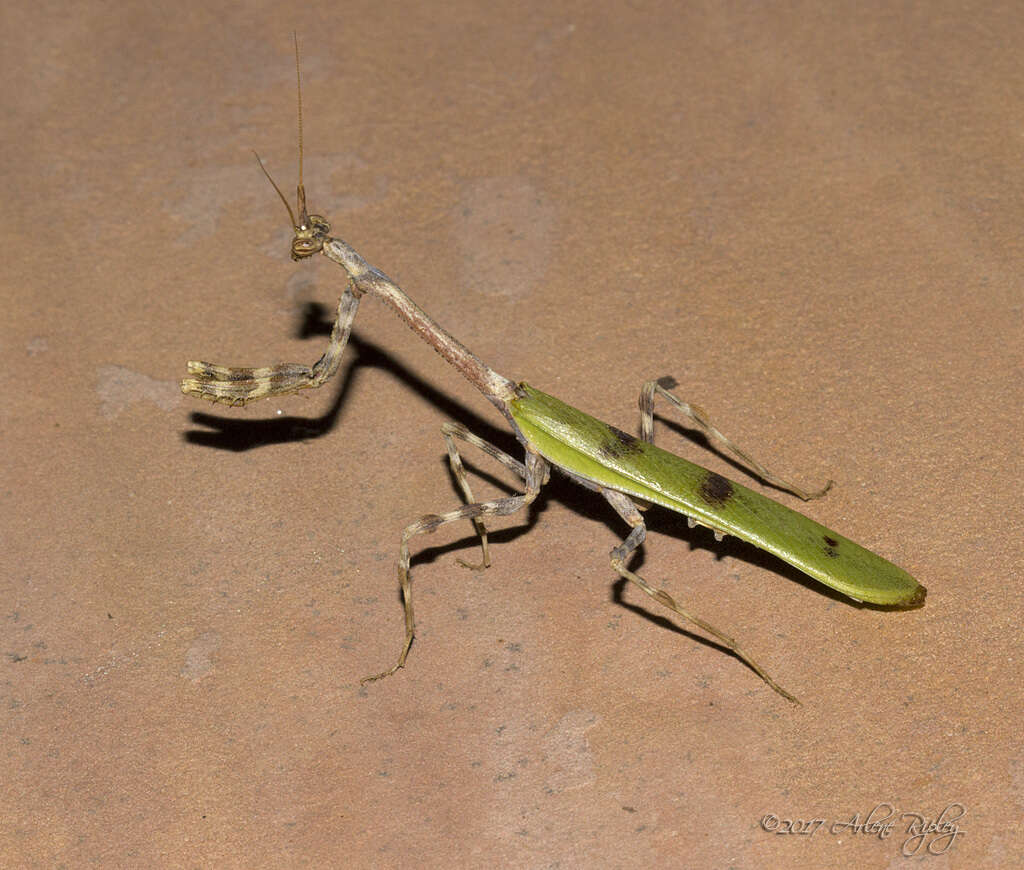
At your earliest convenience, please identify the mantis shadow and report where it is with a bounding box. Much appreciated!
[183,302,517,454]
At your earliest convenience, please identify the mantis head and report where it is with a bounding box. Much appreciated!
[254,152,331,261]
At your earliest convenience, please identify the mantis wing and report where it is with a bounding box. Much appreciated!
[509,383,924,607]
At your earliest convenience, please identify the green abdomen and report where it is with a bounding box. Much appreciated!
[509,383,924,607]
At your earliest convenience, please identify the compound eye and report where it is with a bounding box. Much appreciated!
[291,240,317,259]
[309,215,331,235]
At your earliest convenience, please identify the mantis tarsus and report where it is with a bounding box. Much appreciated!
[181,40,925,703]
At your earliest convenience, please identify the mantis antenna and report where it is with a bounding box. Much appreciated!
[252,32,329,260]
[292,30,310,228]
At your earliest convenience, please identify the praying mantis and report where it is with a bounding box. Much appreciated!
[181,40,925,703]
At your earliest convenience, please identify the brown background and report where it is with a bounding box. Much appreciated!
[2,1,1020,867]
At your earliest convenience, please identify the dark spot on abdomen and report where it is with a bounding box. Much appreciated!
[823,534,840,558]
[699,472,734,507]
[599,425,643,459]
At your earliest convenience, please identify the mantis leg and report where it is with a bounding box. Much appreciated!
[181,284,362,405]
[440,421,530,570]
[361,450,549,685]
[638,376,832,501]
[601,487,798,703]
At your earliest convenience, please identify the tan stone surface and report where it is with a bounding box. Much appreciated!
[2,2,1019,867]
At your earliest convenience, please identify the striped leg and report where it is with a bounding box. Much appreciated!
[440,421,530,570]
[602,487,797,703]
[181,284,362,406]
[638,376,832,501]
[360,449,549,684]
